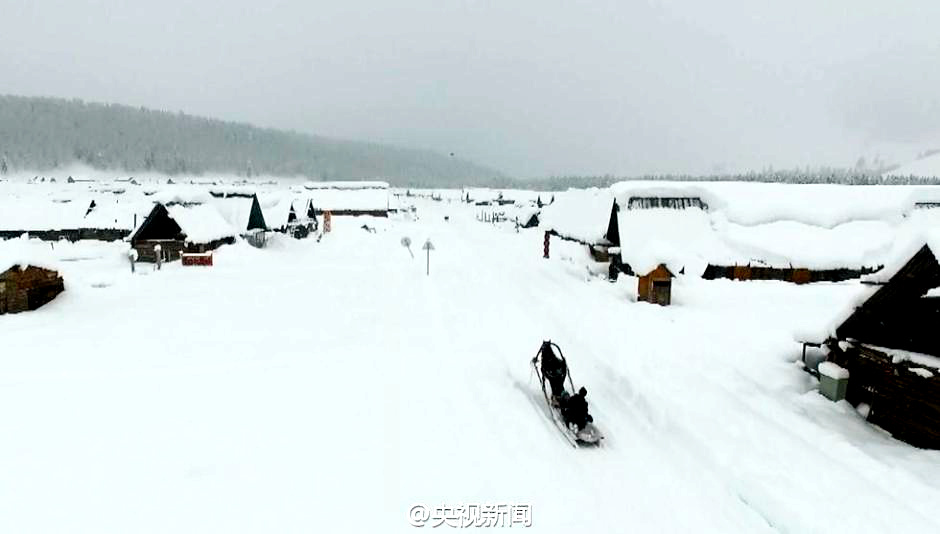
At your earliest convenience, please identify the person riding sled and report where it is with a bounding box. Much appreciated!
[560,387,593,431]
[531,339,601,444]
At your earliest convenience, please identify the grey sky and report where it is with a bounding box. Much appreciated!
[2,0,939,177]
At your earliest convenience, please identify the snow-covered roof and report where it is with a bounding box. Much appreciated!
[861,229,940,284]
[461,187,546,203]
[303,181,389,190]
[540,182,940,273]
[511,204,540,222]
[611,181,915,227]
[0,235,62,273]
[611,182,720,212]
[209,196,264,232]
[165,204,236,243]
[538,188,614,244]
[617,208,733,276]
[81,198,153,230]
[148,186,214,206]
[257,193,294,226]
[810,230,940,341]
[863,344,940,372]
[402,188,464,200]
[307,187,388,213]
[0,197,89,230]
[818,361,850,380]
[282,198,315,222]
[717,219,894,270]
[463,188,501,202]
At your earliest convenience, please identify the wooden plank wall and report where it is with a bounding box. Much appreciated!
[703,265,880,284]
[0,266,65,314]
[830,344,940,449]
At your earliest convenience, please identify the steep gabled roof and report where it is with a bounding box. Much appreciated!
[835,243,940,355]
[130,203,235,244]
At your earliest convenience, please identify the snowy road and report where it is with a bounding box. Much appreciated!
[2,200,940,533]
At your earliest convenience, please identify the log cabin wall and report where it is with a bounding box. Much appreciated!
[702,264,880,283]
[829,344,940,449]
[0,265,65,314]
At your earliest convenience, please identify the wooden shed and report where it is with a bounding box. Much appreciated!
[637,264,674,305]
[823,243,940,449]
[130,203,236,263]
[0,265,65,314]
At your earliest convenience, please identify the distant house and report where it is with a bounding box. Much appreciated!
[541,183,896,284]
[614,187,883,283]
[495,192,515,206]
[0,197,135,242]
[130,203,236,263]
[0,264,64,314]
[516,208,540,229]
[822,242,940,449]
[539,188,619,262]
[464,188,500,206]
[609,194,716,278]
[543,191,711,271]
[261,195,319,239]
[303,181,389,217]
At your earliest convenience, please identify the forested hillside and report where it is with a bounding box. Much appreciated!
[0,95,502,186]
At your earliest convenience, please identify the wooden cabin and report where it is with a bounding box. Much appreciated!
[823,244,940,449]
[0,265,64,314]
[304,181,389,217]
[539,189,618,257]
[0,197,134,242]
[130,203,236,263]
[637,264,674,305]
[545,198,620,264]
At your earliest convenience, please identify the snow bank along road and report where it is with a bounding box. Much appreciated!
[2,199,939,533]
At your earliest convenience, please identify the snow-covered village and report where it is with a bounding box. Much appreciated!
[4,2,940,533]
[4,169,940,532]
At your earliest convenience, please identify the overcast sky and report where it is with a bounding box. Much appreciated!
[2,0,939,177]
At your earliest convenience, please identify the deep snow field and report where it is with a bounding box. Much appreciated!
[2,198,940,533]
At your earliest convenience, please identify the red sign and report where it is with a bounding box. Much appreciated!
[182,253,213,266]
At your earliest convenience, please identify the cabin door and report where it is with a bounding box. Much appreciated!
[651,280,671,305]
